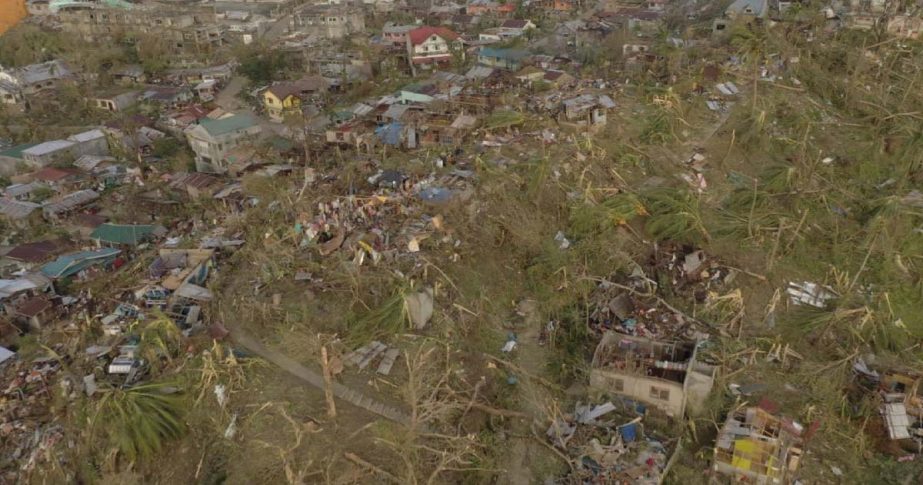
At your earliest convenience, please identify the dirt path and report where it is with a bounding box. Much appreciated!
[215,76,246,111]
[502,301,558,484]
[262,14,292,41]
[230,326,416,427]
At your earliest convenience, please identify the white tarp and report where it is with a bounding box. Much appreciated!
[174,283,214,301]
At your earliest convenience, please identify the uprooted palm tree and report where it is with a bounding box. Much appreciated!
[730,24,768,114]
[137,314,183,374]
[91,382,186,464]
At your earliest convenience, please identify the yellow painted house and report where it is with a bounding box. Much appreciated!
[262,76,329,122]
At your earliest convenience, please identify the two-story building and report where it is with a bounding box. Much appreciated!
[184,113,262,173]
[406,26,463,73]
[291,5,366,39]
[382,23,416,46]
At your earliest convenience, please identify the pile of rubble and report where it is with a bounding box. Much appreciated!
[546,401,674,484]
[296,169,473,261]
[0,355,65,481]
[645,243,735,300]
[587,244,734,339]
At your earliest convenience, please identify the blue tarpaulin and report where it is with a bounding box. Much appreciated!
[375,122,403,146]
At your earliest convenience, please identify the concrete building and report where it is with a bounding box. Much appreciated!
[90,90,139,112]
[590,333,716,418]
[58,6,227,53]
[382,23,416,46]
[184,113,262,173]
[0,60,74,107]
[290,5,365,39]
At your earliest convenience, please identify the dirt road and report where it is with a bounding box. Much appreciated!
[230,326,416,427]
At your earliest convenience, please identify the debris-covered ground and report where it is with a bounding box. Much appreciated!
[1,0,923,483]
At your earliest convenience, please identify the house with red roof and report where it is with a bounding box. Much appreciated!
[406,26,464,73]
[27,167,84,193]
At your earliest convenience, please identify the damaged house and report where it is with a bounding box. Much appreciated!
[562,93,616,126]
[0,60,74,109]
[590,332,716,418]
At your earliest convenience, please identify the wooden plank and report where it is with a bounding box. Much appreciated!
[345,343,374,367]
[357,341,387,370]
[376,348,401,375]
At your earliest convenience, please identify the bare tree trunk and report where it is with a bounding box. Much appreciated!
[321,346,336,418]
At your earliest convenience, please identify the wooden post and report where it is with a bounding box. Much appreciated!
[321,346,336,418]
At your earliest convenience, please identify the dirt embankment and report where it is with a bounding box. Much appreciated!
[0,0,28,36]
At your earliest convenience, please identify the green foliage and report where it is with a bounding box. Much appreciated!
[30,186,55,202]
[641,188,710,243]
[0,25,77,66]
[639,109,670,145]
[485,110,526,130]
[237,47,291,85]
[138,316,183,373]
[546,306,592,383]
[569,193,647,237]
[347,286,410,345]
[151,138,180,158]
[93,382,186,462]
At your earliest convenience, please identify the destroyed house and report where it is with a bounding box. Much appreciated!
[590,333,716,417]
[42,189,100,220]
[149,249,214,291]
[713,406,805,484]
[878,370,923,446]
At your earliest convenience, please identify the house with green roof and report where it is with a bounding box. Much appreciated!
[184,113,262,173]
[0,142,40,176]
[90,223,165,246]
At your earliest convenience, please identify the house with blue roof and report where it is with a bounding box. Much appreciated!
[477,48,531,71]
